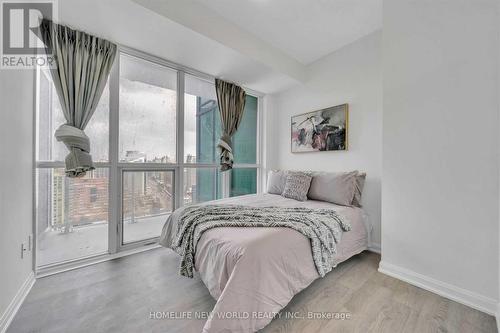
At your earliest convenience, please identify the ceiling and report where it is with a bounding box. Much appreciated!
[194,0,382,65]
[61,0,302,95]
[128,0,381,93]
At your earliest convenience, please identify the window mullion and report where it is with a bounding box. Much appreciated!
[175,71,185,209]
[257,96,263,194]
[221,171,230,198]
[108,54,120,254]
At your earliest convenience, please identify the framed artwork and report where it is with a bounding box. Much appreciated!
[291,103,348,153]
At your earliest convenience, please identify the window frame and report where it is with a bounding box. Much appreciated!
[34,45,263,273]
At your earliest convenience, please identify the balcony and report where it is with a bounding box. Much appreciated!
[37,214,168,266]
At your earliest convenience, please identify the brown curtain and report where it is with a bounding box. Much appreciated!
[40,19,117,177]
[215,78,246,171]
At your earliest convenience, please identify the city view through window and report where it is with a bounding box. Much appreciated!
[36,53,259,267]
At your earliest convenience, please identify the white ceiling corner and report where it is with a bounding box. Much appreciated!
[131,0,307,83]
[192,0,382,65]
[128,0,381,93]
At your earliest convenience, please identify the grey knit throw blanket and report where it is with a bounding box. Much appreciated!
[171,205,351,278]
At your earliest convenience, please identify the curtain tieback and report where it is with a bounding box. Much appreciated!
[54,124,94,178]
[217,134,234,172]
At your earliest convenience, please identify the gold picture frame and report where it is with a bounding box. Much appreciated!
[291,103,348,153]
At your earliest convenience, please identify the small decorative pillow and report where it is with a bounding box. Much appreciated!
[281,172,313,201]
[267,170,288,194]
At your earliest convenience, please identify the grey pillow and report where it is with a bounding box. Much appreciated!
[352,172,366,207]
[281,172,312,201]
[308,171,357,206]
[266,170,287,194]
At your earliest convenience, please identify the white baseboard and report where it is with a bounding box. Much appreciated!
[379,261,497,316]
[368,243,381,254]
[496,303,499,333]
[0,271,35,333]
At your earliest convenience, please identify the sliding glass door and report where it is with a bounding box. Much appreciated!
[35,47,261,270]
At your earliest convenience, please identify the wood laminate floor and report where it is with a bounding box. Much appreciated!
[8,249,497,333]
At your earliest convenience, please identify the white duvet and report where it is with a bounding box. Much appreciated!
[159,193,369,332]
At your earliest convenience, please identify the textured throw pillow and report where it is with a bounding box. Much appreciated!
[281,172,313,201]
[266,170,288,195]
[308,171,357,206]
[352,172,366,207]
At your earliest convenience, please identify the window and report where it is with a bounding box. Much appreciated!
[184,74,220,164]
[36,68,110,267]
[90,187,98,203]
[119,54,177,163]
[231,168,257,197]
[36,48,261,270]
[37,69,109,162]
[230,95,259,197]
[184,77,258,199]
[36,168,109,266]
[233,95,258,164]
[183,168,219,205]
[122,171,174,244]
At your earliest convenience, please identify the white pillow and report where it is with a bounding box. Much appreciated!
[266,170,287,194]
[308,171,358,206]
[352,172,366,207]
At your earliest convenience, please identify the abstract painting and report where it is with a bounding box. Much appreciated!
[291,104,348,153]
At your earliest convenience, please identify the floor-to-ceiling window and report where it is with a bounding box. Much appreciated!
[231,95,259,196]
[36,69,110,266]
[35,47,261,270]
[118,53,178,245]
[184,74,221,204]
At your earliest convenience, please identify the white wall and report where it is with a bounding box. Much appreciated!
[382,0,499,312]
[498,0,500,322]
[262,94,279,189]
[0,70,34,322]
[269,31,382,247]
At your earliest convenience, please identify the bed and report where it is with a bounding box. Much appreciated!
[159,193,370,333]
